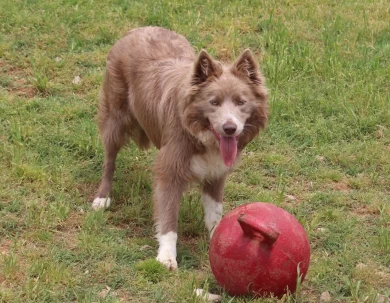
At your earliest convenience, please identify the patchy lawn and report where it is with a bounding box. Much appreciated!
[0,0,389,302]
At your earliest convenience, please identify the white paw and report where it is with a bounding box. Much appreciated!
[156,231,178,270]
[156,254,178,271]
[92,197,111,210]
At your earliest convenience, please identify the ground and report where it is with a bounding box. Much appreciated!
[0,0,389,302]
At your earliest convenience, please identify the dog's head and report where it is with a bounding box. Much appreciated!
[182,49,269,166]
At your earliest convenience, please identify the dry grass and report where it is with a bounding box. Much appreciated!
[1,0,390,302]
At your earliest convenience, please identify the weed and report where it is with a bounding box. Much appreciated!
[135,259,170,283]
[2,253,18,278]
[378,226,390,254]
[29,57,50,95]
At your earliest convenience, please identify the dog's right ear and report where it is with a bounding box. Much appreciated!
[192,50,222,86]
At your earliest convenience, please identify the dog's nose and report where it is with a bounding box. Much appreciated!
[223,122,237,135]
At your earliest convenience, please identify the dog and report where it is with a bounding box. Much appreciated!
[93,27,268,270]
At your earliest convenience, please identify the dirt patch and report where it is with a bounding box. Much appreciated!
[332,180,351,192]
[53,211,84,249]
[352,206,375,216]
[0,239,12,256]
[0,59,37,98]
[354,262,390,289]
[56,211,83,232]
[74,182,97,205]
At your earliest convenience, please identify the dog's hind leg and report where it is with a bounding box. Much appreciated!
[93,72,129,210]
[93,137,122,210]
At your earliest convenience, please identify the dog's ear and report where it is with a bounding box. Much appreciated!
[232,49,262,85]
[192,50,222,85]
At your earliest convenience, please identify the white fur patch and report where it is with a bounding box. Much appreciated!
[92,197,111,210]
[194,289,222,302]
[156,231,178,270]
[191,150,231,182]
[202,194,222,237]
[209,101,245,136]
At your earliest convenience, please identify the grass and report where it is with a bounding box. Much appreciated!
[0,0,389,302]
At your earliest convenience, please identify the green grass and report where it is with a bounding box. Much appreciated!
[1,0,390,302]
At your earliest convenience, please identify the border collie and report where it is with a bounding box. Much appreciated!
[93,27,268,270]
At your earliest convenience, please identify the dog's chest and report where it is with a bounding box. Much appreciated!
[190,150,232,182]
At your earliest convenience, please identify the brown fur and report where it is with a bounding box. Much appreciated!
[94,26,268,239]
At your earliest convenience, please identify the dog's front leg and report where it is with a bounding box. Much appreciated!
[154,180,185,270]
[153,150,187,271]
[202,176,226,238]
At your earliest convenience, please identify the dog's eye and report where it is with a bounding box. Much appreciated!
[237,100,246,106]
[209,100,219,106]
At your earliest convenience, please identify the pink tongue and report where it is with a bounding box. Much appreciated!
[219,136,238,167]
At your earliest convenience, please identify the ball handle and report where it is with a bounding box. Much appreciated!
[238,213,280,245]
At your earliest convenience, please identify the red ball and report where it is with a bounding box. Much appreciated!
[209,202,310,298]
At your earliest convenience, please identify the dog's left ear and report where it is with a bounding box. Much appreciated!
[232,49,262,85]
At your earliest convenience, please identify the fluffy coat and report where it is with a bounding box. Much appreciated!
[93,27,268,269]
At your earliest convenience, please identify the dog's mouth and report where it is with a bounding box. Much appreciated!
[209,125,239,167]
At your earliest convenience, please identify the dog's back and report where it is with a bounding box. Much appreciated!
[98,27,196,150]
